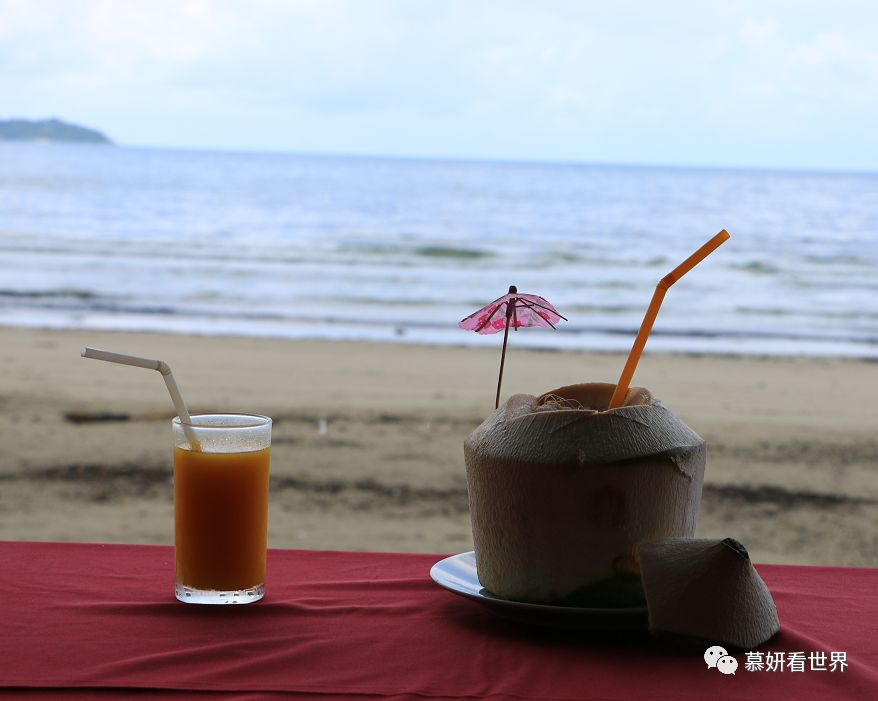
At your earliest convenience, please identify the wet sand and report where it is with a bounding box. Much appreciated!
[0,326,875,565]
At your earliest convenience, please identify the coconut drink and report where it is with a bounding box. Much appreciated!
[459,232,729,609]
[464,382,706,607]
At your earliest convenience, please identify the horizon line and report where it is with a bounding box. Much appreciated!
[81,141,878,178]
[4,136,877,177]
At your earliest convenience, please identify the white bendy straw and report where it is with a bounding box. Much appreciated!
[81,346,201,451]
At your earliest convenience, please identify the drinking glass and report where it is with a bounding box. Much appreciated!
[173,413,271,604]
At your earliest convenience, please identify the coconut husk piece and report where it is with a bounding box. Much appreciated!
[464,382,706,607]
[638,537,780,649]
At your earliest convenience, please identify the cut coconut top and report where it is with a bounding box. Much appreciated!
[638,537,780,650]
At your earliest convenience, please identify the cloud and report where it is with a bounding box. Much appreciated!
[789,30,876,71]
[547,85,584,106]
[1,0,877,169]
[739,18,777,44]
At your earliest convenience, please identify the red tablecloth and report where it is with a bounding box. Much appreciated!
[0,541,875,700]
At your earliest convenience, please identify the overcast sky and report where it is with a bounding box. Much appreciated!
[3,0,877,171]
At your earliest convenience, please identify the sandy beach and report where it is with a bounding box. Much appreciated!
[0,325,875,566]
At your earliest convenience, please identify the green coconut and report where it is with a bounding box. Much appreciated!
[464,382,705,607]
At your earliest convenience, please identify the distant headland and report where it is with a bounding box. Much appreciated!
[0,118,112,144]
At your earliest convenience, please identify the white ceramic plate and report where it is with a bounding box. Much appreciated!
[430,551,649,631]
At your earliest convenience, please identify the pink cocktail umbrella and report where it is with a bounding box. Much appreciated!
[459,285,567,408]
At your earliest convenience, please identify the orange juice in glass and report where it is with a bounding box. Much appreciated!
[173,413,271,604]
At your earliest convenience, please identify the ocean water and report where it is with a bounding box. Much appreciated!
[1,142,876,357]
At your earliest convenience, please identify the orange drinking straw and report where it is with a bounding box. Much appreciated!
[607,230,730,410]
